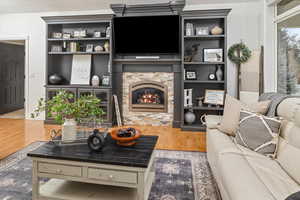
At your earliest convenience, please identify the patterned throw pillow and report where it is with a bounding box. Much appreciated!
[235,110,281,158]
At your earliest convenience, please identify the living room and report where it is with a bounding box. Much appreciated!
[0,0,299,199]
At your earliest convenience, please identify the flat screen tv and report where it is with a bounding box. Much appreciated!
[114,15,180,54]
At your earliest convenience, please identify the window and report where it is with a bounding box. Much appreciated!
[277,14,300,94]
[277,0,300,15]
[276,0,300,94]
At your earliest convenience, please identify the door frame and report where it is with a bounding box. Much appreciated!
[0,35,29,118]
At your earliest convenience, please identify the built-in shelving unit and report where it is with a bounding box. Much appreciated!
[42,15,114,125]
[181,9,231,131]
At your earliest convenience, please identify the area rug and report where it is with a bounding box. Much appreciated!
[0,142,221,200]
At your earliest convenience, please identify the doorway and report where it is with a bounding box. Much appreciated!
[0,40,25,119]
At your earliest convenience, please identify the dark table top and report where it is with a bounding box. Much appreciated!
[28,135,158,168]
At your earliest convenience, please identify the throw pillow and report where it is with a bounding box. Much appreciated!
[246,100,271,115]
[218,95,242,136]
[235,110,281,158]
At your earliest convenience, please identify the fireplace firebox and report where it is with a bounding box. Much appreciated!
[129,81,168,112]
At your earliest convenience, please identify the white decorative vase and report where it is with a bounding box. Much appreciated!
[216,65,223,81]
[211,26,223,35]
[62,118,77,141]
[184,110,196,125]
[91,75,100,86]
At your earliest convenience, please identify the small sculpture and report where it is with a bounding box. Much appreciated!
[49,74,63,85]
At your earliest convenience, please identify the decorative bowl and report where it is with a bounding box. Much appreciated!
[110,128,141,146]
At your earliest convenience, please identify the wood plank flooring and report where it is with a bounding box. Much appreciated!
[0,119,206,160]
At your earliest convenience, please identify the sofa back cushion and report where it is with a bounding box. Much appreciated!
[277,98,300,184]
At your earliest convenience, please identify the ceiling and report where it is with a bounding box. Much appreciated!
[0,0,261,14]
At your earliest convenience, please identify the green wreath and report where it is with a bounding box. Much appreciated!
[228,43,251,64]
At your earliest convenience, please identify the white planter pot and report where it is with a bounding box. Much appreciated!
[62,118,77,141]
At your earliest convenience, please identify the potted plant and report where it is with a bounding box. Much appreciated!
[31,90,105,141]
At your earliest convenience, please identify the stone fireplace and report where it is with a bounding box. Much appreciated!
[123,72,174,126]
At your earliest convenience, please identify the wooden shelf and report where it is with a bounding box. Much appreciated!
[184,62,224,65]
[184,106,224,111]
[181,124,206,132]
[184,80,225,84]
[48,52,110,55]
[48,37,110,41]
[184,35,225,39]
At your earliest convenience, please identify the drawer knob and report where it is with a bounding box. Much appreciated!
[108,175,114,179]
[56,169,62,174]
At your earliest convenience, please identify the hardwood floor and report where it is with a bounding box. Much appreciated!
[0,119,206,159]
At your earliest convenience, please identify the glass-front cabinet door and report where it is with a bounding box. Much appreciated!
[277,13,300,95]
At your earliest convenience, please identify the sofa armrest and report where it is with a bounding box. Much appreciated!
[205,115,222,129]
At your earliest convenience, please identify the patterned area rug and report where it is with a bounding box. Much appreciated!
[0,142,220,200]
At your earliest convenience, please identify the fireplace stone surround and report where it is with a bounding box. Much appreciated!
[112,60,182,127]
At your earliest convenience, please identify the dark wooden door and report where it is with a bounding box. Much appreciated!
[0,42,25,114]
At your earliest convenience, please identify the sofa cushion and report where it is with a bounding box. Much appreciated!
[235,110,281,158]
[276,98,300,184]
[218,145,300,200]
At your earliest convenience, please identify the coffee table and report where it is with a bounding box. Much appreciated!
[28,135,158,200]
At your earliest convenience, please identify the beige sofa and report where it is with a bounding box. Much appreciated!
[206,98,300,200]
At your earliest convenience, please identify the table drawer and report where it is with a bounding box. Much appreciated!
[88,168,137,184]
[38,162,82,177]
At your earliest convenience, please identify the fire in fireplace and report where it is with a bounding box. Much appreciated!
[129,81,168,112]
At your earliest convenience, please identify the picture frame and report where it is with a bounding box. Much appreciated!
[51,45,62,52]
[52,32,62,39]
[203,48,223,62]
[86,44,94,53]
[185,70,197,80]
[195,26,209,35]
[204,89,225,105]
[102,75,110,86]
[63,33,71,39]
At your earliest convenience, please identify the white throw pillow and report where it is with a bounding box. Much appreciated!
[218,95,242,136]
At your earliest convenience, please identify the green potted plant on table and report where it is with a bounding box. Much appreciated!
[31,90,105,141]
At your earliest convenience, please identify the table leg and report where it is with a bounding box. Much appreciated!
[32,160,39,200]
[137,172,145,200]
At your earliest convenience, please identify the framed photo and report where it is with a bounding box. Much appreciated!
[203,48,223,62]
[52,32,62,39]
[102,75,110,86]
[86,44,94,53]
[204,89,225,105]
[51,45,62,52]
[186,70,197,80]
[63,33,71,39]
[195,27,209,35]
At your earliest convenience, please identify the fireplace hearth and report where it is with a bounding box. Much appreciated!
[129,81,168,112]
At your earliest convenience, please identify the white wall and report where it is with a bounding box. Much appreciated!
[0,1,264,120]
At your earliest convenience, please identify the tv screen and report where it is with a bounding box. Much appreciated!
[114,15,180,54]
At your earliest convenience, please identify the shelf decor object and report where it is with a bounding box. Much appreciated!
[71,55,92,85]
[203,48,223,62]
[204,89,225,106]
[181,9,231,131]
[211,25,223,35]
